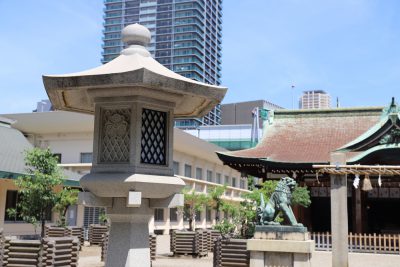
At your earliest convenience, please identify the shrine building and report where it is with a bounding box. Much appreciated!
[217,98,400,234]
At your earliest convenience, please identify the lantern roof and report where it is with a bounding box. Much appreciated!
[43,24,227,117]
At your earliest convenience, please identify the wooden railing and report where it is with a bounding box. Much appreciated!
[311,232,400,254]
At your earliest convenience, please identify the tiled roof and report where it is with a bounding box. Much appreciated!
[221,107,383,164]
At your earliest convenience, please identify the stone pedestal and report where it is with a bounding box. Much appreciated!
[247,226,314,267]
[79,192,183,267]
[106,198,153,267]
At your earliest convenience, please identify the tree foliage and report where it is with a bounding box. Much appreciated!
[213,219,236,235]
[291,185,311,208]
[7,148,71,237]
[182,188,210,231]
[53,188,79,227]
[207,185,226,222]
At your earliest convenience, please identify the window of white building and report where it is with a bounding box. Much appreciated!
[240,179,246,189]
[206,208,211,222]
[196,167,203,180]
[216,173,221,184]
[195,210,201,222]
[173,161,180,175]
[224,175,230,186]
[80,152,93,163]
[207,170,213,182]
[53,153,62,163]
[184,164,192,177]
[232,177,237,187]
[154,208,164,222]
[170,208,178,222]
[84,207,105,228]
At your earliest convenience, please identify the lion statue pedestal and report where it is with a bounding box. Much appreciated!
[247,177,315,267]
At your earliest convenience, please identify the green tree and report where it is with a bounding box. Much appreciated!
[182,188,210,231]
[212,201,241,236]
[246,176,256,191]
[7,148,64,237]
[53,188,79,227]
[213,219,236,235]
[292,185,311,208]
[208,185,226,223]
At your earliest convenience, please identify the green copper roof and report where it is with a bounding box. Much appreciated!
[347,143,400,164]
[210,139,256,151]
[338,98,400,152]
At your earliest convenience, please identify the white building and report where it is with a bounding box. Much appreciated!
[299,90,331,109]
[2,111,248,235]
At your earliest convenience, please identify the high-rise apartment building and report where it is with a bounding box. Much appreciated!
[299,90,331,109]
[102,0,222,128]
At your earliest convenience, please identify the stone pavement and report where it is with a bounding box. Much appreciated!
[78,246,213,267]
[312,251,400,267]
[79,235,400,267]
[78,246,104,267]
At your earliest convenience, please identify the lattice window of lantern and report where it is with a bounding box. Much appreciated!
[141,108,167,165]
[100,108,131,163]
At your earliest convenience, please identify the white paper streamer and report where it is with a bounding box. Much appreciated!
[378,174,382,187]
[353,174,360,189]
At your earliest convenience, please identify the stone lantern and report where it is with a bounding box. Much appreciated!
[43,24,226,266]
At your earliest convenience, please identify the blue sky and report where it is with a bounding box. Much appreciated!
[1,0,399,113]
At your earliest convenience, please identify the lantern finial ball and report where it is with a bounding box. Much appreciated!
[122,23,151,46]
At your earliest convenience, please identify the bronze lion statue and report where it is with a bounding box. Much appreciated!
[257,177,303,226]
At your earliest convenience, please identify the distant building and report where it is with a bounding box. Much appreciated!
[185,124,259,151]
[33,99,52,112]
[299,90,331,109]
[221,100,283,125]
[102,0,223,129]
[184,100,282,151]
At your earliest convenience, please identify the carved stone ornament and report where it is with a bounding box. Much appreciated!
[100,108,131,163]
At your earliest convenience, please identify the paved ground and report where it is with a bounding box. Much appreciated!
[78,246,213,267]
[78,245,104,267]
[312,251,400,267]
[153,254,213,267]
[79,235,400,267]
